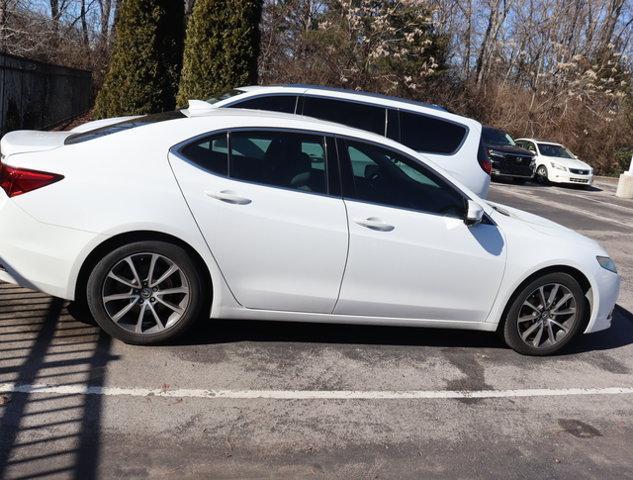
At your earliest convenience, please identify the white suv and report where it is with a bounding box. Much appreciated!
[515,138,593,187]
[205,84,492,197]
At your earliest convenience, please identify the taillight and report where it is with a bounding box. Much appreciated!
[0,162,63,197]
[477,138,492,175]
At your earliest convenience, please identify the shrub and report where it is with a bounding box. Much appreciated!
[93,0,185,118]
[176,0,262,106]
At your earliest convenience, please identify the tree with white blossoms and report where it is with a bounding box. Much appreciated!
[311,0,447,95]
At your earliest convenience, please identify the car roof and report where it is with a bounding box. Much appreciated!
[225,85,479,126]
[283,83,447,111]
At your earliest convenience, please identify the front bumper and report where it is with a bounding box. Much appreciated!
[0,195,101,299]
[490,160,535,178]
[584,265,620,333]
[492,170,534,179]
[549,170,593,185]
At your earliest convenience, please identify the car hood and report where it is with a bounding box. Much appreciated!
[485,144,533,156]
[487,201,601,249]
[540,155,591,170]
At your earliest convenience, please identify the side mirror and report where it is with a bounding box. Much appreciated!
[465,200,484,226]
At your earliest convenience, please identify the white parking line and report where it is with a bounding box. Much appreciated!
[1,383,633,400]
[491,185,633,229]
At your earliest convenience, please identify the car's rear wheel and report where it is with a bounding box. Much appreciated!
[502,272,586,355]
[86,241,205,344]
[536,165,550,185]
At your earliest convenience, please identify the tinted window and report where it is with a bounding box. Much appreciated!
[179,133,228,176]
[230,95,297,114]
[522,141,536,153]
[400,111,467,154]
[537,143,574,158]
[205,89,245,104]
[65,111,186,145]
[342,139,465,217]
[386,109,399,140]
[303,97,386,135]
[230,131,327,194]
[482,127,515,146]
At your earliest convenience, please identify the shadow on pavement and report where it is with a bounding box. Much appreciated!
[568,304,633,354]
[178,304,633,354]
[0,283,118,480]
[491,177,603,192]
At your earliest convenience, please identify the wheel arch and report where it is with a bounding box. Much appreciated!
[496,264,592,332]
[74,230,214,307]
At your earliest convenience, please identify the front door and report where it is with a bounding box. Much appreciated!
[334,138,506,323]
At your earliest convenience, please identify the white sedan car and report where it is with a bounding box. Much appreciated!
[515,138,594,187]
[0,107,620,355]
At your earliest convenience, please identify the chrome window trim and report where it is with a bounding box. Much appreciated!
[170,127,340,200]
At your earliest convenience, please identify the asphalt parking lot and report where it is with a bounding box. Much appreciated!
[1,178,633,480]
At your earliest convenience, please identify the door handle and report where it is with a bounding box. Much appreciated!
[355,217,395,232]
[206,190,252,205]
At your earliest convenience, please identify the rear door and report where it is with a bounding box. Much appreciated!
[169,129,348,313]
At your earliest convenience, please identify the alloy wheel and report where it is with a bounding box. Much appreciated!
[516,283,577,349]
[101,253,190,335]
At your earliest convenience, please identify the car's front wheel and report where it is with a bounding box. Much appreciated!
[535,165,550,185]
[86,240,206,344]
[502,272,586,355]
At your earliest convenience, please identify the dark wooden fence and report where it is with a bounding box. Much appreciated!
[0,52,92,136]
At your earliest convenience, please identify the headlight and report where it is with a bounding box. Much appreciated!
[550,162,567,171]
[488,150,505,159]
[597,256,617,273]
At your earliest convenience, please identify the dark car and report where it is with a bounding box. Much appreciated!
[482,126,535,183]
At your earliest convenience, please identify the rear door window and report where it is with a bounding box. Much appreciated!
[229,95,297,114]
[399,111,467,154]
[302,97,386,135]
[229,130,328,194]
[178,132,229,176]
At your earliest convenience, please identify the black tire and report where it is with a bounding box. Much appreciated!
[86,240,206,345]
[536,165,550,185]
[502,272,586,356]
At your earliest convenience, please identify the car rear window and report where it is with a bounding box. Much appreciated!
[399,111,467,154]
[64,110,186,145]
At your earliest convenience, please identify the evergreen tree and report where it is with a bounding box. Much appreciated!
[177,0,262,106]
[94,0,185,118]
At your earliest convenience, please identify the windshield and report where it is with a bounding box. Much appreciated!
[483,127,516,146]
[205,89,245,104]
[537,143,575,158]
